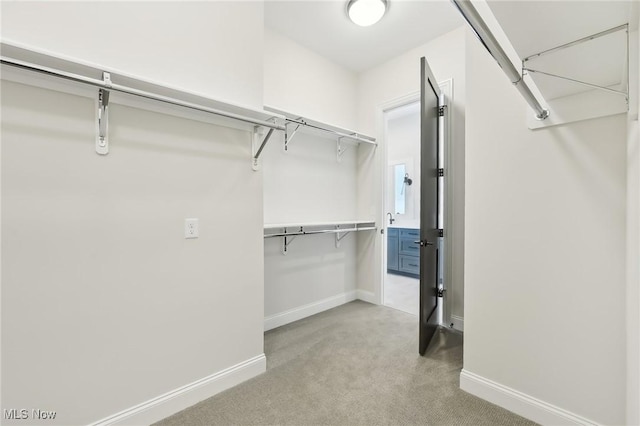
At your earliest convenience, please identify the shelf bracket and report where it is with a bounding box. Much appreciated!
[96,72,111,155]
[252,119,277,171]
[335,225,351,248]
[522,67,628,100]
[336,137,351,163]
[284,120,303,151]
[282,227,301,255]
[521,24,629,105]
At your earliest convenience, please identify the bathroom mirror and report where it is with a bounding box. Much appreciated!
[394,163,406,215]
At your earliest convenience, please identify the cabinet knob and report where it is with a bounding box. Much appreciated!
[414,240,434,247]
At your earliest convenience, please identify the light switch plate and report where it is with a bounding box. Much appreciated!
[185,218,199,239]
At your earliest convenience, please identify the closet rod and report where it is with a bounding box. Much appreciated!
[285,118,376,145]
[0,56,286,131]
[264,226,376,238]
[450,0,550,120]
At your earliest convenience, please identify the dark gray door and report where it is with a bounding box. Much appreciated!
[419,57,441,355]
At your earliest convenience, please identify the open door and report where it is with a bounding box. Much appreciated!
[418,57,441,355]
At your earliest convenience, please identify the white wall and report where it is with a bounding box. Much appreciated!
[1,2,266,425]
[356,27,466,321]
[262,29,364,326]
[0,1,264,109]
[462,28,627,425]
[262,131,360,324]
[264,28,358,130]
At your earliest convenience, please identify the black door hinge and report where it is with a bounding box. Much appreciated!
[437,287,446,297]
[438,229,444,237]
[438,168,444,177]
[438,105,447,117]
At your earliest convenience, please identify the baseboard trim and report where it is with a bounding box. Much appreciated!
[264,291,357,331]
[450,315,464,332]
[90,354,267,426]
[460,369,600,425]
[356,289,376,304]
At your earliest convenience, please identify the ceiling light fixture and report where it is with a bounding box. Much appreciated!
[347,0,388,27]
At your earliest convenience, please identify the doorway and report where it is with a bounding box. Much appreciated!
[381,79,451,330]
[383,101,421,316]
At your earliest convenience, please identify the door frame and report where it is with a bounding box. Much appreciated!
[375,79,453,328]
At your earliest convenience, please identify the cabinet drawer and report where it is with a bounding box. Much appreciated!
[387,228,399,237]
[399,238,420,255]
[399,255,420,275]
[399,228,420,238]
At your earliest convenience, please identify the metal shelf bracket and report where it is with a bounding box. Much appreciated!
[336,137,351,163]
[96,72,111,155]
[282,227,301,255]
[335,225,351,248]
[284,119,304,152]
[521,24,629,104]
[252,118,277,171]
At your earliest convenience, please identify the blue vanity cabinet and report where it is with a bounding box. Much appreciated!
[387,228,399,271]
[387,227,420,278]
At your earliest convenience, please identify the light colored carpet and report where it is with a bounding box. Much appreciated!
[155,301,537,425]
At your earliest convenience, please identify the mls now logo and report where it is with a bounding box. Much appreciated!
[4,408,57,420]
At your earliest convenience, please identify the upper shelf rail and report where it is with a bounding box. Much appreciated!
[284,117,377,146]
[1,56,286,132]
[264,106,376,150]
[523,24,628,63]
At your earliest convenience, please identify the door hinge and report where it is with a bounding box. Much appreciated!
[437,287,446,297]
[438,105,447,116]
[438,168,444,177]
[438,229,444,237]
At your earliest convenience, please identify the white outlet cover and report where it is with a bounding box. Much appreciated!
[185,218,199,239]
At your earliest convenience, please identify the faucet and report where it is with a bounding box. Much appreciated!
[387,212,395,225]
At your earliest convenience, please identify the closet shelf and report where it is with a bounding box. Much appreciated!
[264,220,376,255]
[263,106,376,153]
[1,41,284,166]
[264,220,375,230]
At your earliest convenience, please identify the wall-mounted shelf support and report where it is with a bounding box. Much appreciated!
[522,68,628,98]
[335,225,352,248]
[281,227,300,255]
[252,121,277,170]
[96,72,111,155]
[522,24,629,104]
[284,120,304,151]
[336,137,351,163]
[265,221,376,255]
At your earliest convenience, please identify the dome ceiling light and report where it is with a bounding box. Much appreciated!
[347,0,388,27]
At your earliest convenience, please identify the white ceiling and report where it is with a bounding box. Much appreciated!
[264,0,465,73]
[265,0,638,98]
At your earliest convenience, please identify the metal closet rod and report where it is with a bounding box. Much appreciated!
[264,226,376,238]
[450,0,550,120]
[0,56,286,131]
[285,118,376,145]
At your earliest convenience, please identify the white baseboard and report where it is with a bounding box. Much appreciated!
[356,289,377,304]
[90,354,266,426]
[450,315,464,332]
[264,291,357,331]
[460,369,600,425]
